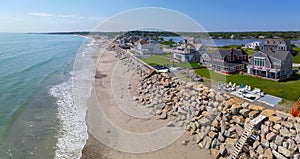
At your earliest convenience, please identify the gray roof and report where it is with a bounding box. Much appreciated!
[256,50,291,61]
[264,39,291,46]
[210,49,247,58]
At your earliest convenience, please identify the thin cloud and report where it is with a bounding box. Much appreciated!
[29,12,54,17]
[57,14,77,18]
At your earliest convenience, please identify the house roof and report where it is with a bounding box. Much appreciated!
[262,50,291,61]
[210,49,247,58]
[264,39,291,46]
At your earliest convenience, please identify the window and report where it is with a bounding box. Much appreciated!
[254,57,266,67]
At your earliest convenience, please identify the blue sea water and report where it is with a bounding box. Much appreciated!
[0,33,91,158]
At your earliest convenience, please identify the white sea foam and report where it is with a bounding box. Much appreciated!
[49,39,96,159]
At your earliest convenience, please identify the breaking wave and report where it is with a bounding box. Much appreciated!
[49,38,97,159]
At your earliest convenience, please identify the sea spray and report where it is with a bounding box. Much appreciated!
[50,39,97,159]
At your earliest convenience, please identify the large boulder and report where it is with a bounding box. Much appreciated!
[280,128,292,138]
[264,148,273,159]
[261,109,275,117]
[249,105,264,111]
[272,150,287,159]
[278,146,291,158]
[266,132,276,141]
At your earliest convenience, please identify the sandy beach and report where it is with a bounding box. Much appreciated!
[81,38,212,159]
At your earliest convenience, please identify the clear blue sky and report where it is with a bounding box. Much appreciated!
[1,0,300,32]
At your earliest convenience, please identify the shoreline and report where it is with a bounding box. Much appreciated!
[81,38,212,158]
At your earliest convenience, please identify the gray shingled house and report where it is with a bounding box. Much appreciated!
[262,39,292,52]
[247,50,293,79]
[200,49,248,74]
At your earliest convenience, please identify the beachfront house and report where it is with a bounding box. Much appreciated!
[262,39,292,52]
[172,38,204,62]
[243,41,262,50]
[200,49,248,74]
[136,40,164,55]
[247,50,293,80]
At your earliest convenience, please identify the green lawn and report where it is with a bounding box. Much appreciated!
[292,46,300,63]
[141,55,201,69]
[177,62,200,69]
[195,68,300,102]
[141,55,172,66]
[243,48,256,56]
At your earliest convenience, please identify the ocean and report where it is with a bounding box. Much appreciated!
[0,33,96,159]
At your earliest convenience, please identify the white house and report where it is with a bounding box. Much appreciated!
[243,41,262,49]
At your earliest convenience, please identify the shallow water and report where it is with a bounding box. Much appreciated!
[0,33,89,158]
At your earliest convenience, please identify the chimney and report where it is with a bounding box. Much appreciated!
[269,47,273,52]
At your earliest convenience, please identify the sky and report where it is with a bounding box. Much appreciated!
[1,0,300,33]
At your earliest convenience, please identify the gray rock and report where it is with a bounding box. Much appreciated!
[196,132,205,144]
[280,128,292,138]
[294,123,300,133]
[278,146,291,158]
[261,124,270,135]
[198,117,211,126]
[220,120,226,134]
[211,138,218,149]
[282,121,294,129]
[273,124,281,131]
[270,142,277,150]
[295,133,300,144]
[218,132,225,142]
[204,137,212,149]
[159,112,167,120]
[272,150,287,159]
[241,102,250,108]
[239,109,250,118]
[287,139,297,151]
[176,120,184,127]
[177,107,187,115]
[266,132,276,141]
[261,139,270,148]
[275,135,284,145]
[294,154,300,159]
[282,141,289,149]
[224,130,230,137]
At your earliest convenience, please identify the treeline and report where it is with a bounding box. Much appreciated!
[123,30,179,37]
[206,31,300,39]
[39,31,300,40]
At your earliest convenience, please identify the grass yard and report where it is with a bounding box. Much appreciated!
[141,55,201,69]
[293,46,300,63]
[243,48,256,56]
[195,67,300,102]
[176,62,200,69]
[141,55,172,66]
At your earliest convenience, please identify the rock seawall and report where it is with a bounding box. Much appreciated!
[134,71,300,159]
[115,46,300,159]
